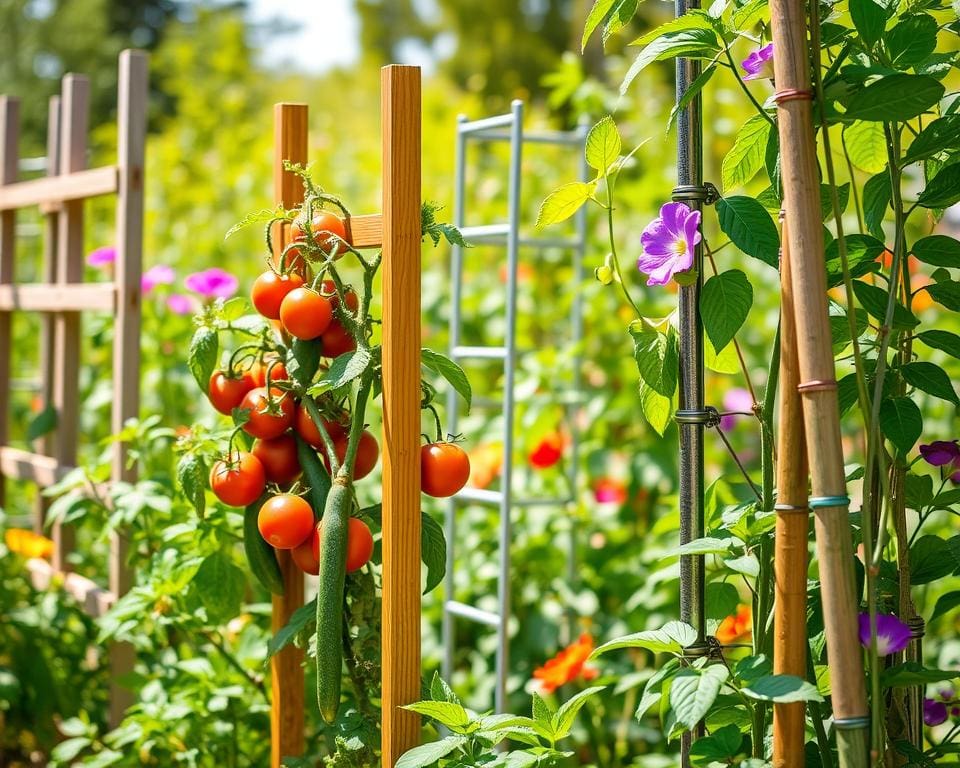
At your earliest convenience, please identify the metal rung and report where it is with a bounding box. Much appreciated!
[460,223,510,241]
[455,487,503,505]
[451,345,507,360]
[469,129,585,146]
[459,114,515,134]
[445,600,502,627]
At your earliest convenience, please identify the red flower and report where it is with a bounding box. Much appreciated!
[529,431,565,470]
[533,633,599,693]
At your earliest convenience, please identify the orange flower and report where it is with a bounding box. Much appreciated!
[532,633,599,693]
[468,443,503,489]
[715,604,752,645]
[4,528,54,559]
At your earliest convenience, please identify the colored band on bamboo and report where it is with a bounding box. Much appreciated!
[908,617,926,639]
[834,716,871,730]
[774,88,814,104]
[676,408,720,427]
[797,379,837,392]
[671,182,719,205]
[808,495,850,509]
[774,503,808,514]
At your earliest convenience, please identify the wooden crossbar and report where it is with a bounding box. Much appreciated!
[27,558,117,617]
[0,165,118,211]
[0,445,72,485]
[0,283,115,311]
[346,213,383,249]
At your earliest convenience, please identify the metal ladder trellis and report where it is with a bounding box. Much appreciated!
[442,100,589,713]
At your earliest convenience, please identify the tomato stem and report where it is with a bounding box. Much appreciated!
[302,394,341,476]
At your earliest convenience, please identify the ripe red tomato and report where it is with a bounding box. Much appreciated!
[328,430,378,480]
[291,525,320,575]
[319,280,359,313]
[279,288,333,340]
[257,494,315,549]
[421,442,471,498]
[208,370,257,415]
[240,386,295,439]
[251,359,289,387]
[291,212,350,258]
[210,452,265,507]
[315,517,373,573]
[252,434,301,485]
[251,271,304,319]
[294,403,347,448]
[320,321,357,358]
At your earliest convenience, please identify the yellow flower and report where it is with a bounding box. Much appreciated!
[5,528,54,559]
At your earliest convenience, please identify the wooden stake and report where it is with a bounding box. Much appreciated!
[380,64,422,768]
[772,217,809,768]
[768,2,869,764]
[0,97,17,510]
[270,102,307,768]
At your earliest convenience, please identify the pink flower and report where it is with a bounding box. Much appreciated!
[166,294,194,315]
[142,265,175,294]
[720,387,754,430]
[742,43,774,81]
[185,268,238,299]
[87,246,116,267]
[638,202,700,286]
[858,613,911,656]
[594,477,627,504]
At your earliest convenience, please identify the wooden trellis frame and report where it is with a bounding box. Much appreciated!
[0,50,148,726]
[269,65,422,768]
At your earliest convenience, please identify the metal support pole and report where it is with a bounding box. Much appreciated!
[675,0,707,762]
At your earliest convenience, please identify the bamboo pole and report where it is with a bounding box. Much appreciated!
[768,3,870,765]
[772,217,809,768]
[379,64,422,768]
[270,102,307,768]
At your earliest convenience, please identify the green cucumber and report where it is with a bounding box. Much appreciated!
[316,479,350,723]
[243,495,284,596]
[295,434,331,520]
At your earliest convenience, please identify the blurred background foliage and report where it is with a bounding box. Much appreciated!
[1,0,957,765]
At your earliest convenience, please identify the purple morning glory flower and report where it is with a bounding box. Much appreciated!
[742,43,774,81]
[924,698,949,727]
[184,268,238,299]
[142,265,175,294]
[720,387,754,430]
[919,440,960,467]
[166,293,194,315]
[638,202,701,286]
[87,246,116,268]
[858,612,911,656]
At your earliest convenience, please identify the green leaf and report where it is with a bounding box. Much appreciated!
[677,536,741,556]
[849,0,886,47]
[403,701,471,729]
[882,662,960,689]
[887,14,938,67]
[706,582,741,621]
[670,665,729,731]
[395,736,466,768]
[176,453,207,518]
[217,296,249,322]
[917,329,960,360]
[724,554,760,578]
[193,551,245,624]
[844,121,888,174]
[421,510,446,595]
[930,590,960,622]
[266,597,316,659]
[705,334,739,373]
[25,404,58,442]
[429,672,461,706]
[536,182,596,228]
[224,205,288,240]
[824,235,885,287]
[732,0,769,28]
[843,75,944,122]
[582,0,637,50]
[636,658,680,719]
[716,196,779,268]
[926,280,960,311]
[51,737,93,762]
[700,270,753,352]
[820,182,850,221]
[630,324,679,397]
[879,397,923,456]
[188,326,219,393]
[918,164,960,209]
[640,380,672,436]
[903,116,960,165]
[552,686,606,739]
[621,25,721,94]
[862,172,890,240]
[742,675,824,703]
[585,116,622,174]
[912,235,960,268]
[910,535,954,584]
[591,620,697,658]
[532,691,556,725]
[851,280,919,330]
[668,65,716,133]
[722,115,771,192]
[421,348,472,413]
[308,347,372,395]
[900,361,958,404]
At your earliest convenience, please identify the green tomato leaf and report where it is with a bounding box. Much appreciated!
[701,270,753,352]
[422,348,472,413]
[176,453,207,518]
[716,196,779,268]
[193,551,245,624]
[421,510,446,595]
[188,326,219,393]
[308,347,372,396]
[879,396,923,456]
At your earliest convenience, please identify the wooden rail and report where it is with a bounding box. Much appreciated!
[0,165,118,211]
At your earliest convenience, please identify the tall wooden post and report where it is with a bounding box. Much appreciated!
[0,97,17,509]
[271,102,308,768]
[380,64,422,768]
